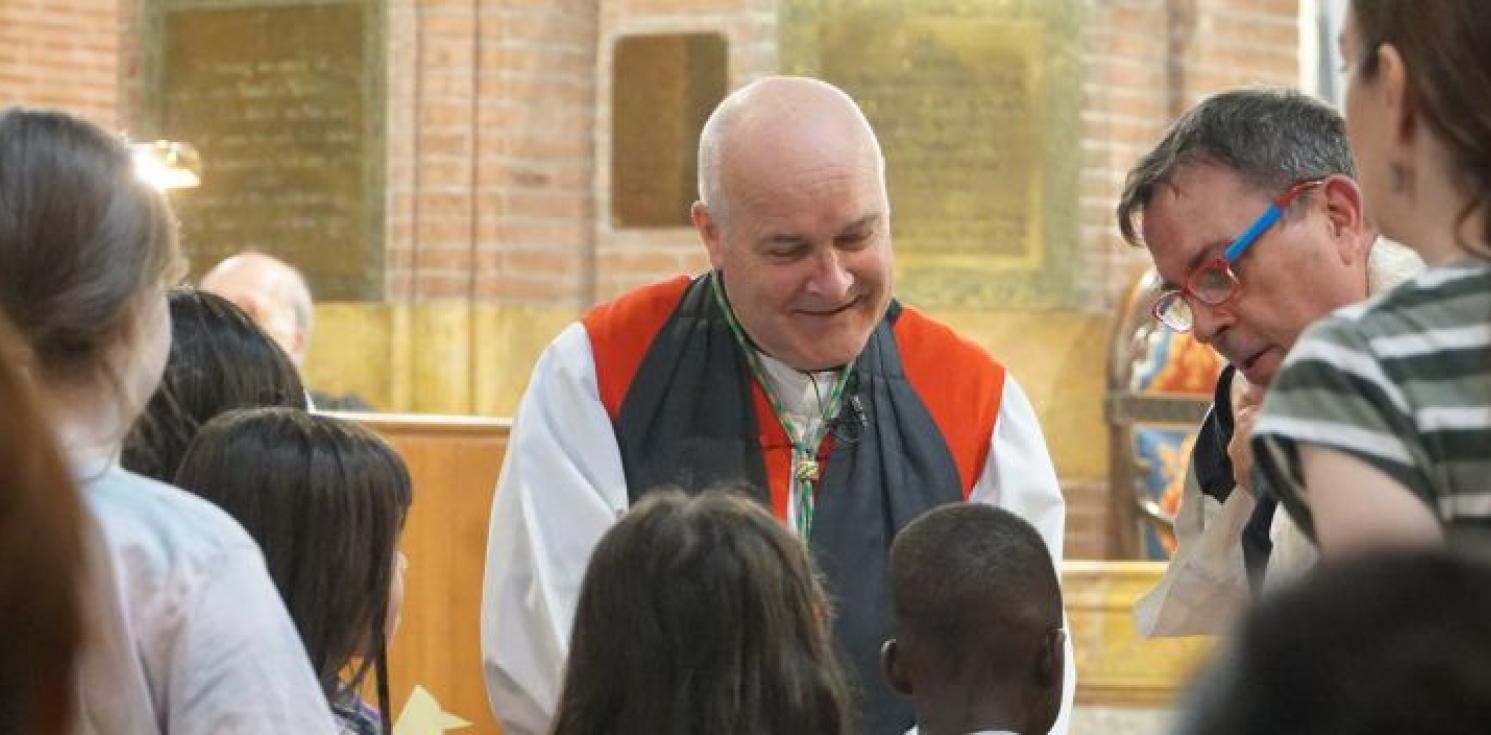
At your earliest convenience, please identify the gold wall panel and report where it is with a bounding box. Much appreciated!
[308,303,1111,483]
[1064,561,1213,706]
[611,33,728,228]
[304,303,578,417]
[782,0,1082,310]
[936,309,1113,480]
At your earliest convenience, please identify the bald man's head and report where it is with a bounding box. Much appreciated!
[199,252,313,367]
[696,77,885,226]
[690,77,894,371]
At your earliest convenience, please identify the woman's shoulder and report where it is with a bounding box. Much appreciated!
[1332,258,1490,333]
[1288,258,1491,369]
[80,466,263,575]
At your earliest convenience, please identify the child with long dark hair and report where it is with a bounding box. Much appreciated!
[550,488,852,735]
[123,287,307,482]
[174,407,413,735]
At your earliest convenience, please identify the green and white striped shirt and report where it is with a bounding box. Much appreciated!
[1254,257,1491,539]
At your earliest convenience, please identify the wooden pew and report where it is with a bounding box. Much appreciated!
[352,413,508,735]
[353,413,1212,734]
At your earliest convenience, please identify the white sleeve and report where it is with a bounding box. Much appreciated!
[968,374,1065,560]
[968,374,1075,735]
[481,323,629,735]
[169,546,338,734]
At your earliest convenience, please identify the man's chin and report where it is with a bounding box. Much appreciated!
[1236,347,1282,386]
[776,337,870,372]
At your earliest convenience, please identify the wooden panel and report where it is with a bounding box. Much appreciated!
[350,413,510,735]
[1063,561,1214,707]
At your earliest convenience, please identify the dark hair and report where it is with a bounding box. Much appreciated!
[172,408,412,731]
[1117,89,1356,247]
[121,288,306,482]
[1352,0,1491,258]
[551,488,853,735]
[889,503,1062,680]
[1174,551,1491,734]
[0,108,179,383]
[0,318,85,734]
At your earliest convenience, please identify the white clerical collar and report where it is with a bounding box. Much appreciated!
[753,350,841,433]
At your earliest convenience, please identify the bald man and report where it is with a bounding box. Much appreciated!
[481,77,1071,735]
[200,252,372,411]
[199,252,313,367]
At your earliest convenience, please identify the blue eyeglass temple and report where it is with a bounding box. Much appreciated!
[1222,204,1284,263]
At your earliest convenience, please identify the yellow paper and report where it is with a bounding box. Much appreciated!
[393,685,471,735]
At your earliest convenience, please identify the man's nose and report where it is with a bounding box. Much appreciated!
[805,249,853,300]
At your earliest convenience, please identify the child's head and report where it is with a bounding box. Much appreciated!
[884,504,1064,735]
[123,288,306,482]
[552,488,853,735]
[172,407,411,716]
[1176,550,1491,735]
[0,107,181,415]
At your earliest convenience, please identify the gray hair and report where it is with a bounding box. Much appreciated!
[1117,88,1355,247]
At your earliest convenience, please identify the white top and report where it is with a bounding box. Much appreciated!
[480,322,1074,735]
[71,463,336,734]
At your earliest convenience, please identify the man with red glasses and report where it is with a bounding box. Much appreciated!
[1116,89,1420,635]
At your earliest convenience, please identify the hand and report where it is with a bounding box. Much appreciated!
[1228,376,1265,496]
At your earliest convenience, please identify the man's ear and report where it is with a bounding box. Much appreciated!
[692,200,726,270]
[881,639,914,696]
[1036,628,1065,692]
[288,327,307,364]
[1319,175,1372,267]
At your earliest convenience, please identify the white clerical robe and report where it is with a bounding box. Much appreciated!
[480,322,1075,735]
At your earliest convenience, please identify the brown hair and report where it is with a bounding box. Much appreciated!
[1352,0,1491,257]
[551,488,853,735]
[0,317,86,734]
[0,108,180,383]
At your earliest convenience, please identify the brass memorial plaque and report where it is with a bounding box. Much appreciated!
[144,0,385,300]
[612,33,728,229]
[781,1,1081,310]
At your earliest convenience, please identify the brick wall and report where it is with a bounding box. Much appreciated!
[386,0,600,307]
[0,0,120,127]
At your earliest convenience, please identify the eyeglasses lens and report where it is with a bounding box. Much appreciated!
[1154,291,1192,331]
[1190,264,1237,305]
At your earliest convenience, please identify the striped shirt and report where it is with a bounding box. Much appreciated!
[1253,257,1491,538]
